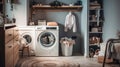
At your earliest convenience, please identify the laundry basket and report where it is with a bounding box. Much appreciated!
[61,43,73,56]
[60,37,75,56]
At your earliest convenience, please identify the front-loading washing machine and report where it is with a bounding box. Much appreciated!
[35,26,59,56]
[18,26,35,55]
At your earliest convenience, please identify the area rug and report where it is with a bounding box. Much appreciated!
[16,57,80,67]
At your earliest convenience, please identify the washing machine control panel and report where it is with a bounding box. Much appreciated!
[36,26,59,30]
[35,26,46,30]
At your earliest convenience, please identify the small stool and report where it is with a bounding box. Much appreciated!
[21,45,30,57]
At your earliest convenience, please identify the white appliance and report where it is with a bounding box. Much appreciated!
[18,26,35,55]
[35,26,59,56]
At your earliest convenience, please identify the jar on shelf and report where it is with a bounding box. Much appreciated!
[98,27,102,32]
[91,15,97,21]
[91,27,98,32]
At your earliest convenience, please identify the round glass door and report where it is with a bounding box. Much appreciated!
[38,32,55,47]
[23,34,32,44]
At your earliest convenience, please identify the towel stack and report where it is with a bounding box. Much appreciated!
[47,22,58,26]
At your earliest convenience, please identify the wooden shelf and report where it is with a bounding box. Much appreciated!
[90,4,100,6]
[89,20,104,22]
[32,5,82,12]
[89,4,101,10]
[89,44,100,46]
[89,32,103,33]
[89,8,103,10]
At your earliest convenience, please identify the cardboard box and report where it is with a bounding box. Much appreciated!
[98,56,113,63]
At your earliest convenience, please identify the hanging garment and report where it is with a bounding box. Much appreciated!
[64,12,77,32]
[96,9,100,26]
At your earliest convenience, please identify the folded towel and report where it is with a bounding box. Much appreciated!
[47,22,58,26]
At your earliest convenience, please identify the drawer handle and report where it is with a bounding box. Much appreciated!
[16,30,19,31]
[8,34,12,36]
[8,46,12,48]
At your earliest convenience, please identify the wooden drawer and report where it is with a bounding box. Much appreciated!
[13,27,19,38]
[13,35,19,43]
[5,28,13,44]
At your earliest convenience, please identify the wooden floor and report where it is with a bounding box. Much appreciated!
[16,56,120,67]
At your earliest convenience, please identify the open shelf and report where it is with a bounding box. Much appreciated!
[89,20,104,22]
[89,32,103,33]
[32,5,82,12]
[89,44,100,46]
[90,4,100,6]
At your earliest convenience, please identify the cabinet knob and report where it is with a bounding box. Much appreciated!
[8,45,12,48]
[16,30,19,31]
[16,40,18,41]
[8,34,12,36]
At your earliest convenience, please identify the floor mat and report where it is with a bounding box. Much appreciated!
[16,57,80,67]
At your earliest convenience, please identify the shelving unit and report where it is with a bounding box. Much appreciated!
[30,3,82,24]
[32,5,82,13]
[89,0,104,57]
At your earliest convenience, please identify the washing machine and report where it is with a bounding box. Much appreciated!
[18,26,35,55]
[35,26,59,56]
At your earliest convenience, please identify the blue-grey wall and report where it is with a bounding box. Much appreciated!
[81,0,89,57]
[33,0,83,55]
[103,0,120,42]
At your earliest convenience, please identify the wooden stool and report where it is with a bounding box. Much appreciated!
[21,45,30,57]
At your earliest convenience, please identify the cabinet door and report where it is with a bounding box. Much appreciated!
[5,40,14,67]
[13,36,19,66]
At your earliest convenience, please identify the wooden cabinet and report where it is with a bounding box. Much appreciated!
[0,26,19,67]
[5,26,19,67]
[88,0,104,57]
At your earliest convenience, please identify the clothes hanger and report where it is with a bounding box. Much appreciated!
[68,11,72,15]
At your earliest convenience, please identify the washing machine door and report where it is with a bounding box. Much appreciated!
[38,31,55,47]
[22,33,32,45]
